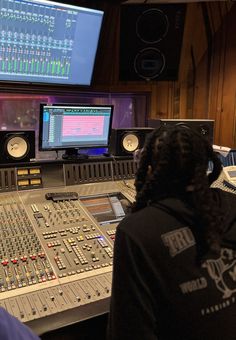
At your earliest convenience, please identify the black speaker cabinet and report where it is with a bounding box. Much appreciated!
[109,128,153,156]
[159,119,214,144]
[0,131,35,163]
[119,4,186,81]
[147,119,162,129]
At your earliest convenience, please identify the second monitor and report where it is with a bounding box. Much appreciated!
[39,104,113,159]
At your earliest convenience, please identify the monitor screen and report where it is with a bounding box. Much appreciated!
[228,170,236,178]
[80,192,130,225]
[39,104,113,157]
[0,0,104,86]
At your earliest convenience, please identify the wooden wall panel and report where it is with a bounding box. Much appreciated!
[193,57,209,119]
[217,5,236,147]
[208,3,236,147]
[149,82,174,119]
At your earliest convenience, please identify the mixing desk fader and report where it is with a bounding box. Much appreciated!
[0,196,55,291]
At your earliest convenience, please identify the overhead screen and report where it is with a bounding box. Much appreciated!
[0,0,104,85]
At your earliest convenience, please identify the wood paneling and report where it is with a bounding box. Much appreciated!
[207,3,236,147]
[91,1,236,147]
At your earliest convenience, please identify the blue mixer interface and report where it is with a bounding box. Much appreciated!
[0,0,104,85]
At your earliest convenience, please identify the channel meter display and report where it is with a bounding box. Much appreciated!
[0,0,104,85]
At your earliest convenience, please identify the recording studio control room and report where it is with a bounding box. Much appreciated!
[0,0,235,339]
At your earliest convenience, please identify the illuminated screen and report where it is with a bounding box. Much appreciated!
[228,170,236,178]
[39,104,113,151]
[81,193,130,225]
[0,0,104,85]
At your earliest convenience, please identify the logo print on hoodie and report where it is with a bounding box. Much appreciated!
[161,227,195,257]
[202,248,236,299]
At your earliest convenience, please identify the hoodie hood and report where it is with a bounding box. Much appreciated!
[153,188,236,250]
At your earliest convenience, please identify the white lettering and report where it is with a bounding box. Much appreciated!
[179,277,207,294]
[161,227,195,257]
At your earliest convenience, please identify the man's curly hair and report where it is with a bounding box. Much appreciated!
[132,124,224,261]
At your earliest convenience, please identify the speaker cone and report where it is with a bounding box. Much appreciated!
[136,9,169,43]
[6,135,29,160]
[122,133,139,153]
[134,48,165,80]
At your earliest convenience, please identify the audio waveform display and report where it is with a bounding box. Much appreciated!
[39,104,113,151]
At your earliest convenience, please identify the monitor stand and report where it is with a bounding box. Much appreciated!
[62,148,88,160]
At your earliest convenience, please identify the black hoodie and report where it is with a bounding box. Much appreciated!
[108,188,236,340]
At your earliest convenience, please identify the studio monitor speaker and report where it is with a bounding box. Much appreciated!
[109,128,153,156]
[119,4,186,81]
[158,119,214,144]
[0,131,35,163]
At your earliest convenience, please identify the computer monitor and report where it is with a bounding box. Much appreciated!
[39,104,113,159]
[0,0,104,86]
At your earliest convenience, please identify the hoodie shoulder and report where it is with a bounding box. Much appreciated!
[211,188,236,214]
[118,202,190,242]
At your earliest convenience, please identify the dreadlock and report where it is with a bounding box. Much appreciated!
[132,124,224,261]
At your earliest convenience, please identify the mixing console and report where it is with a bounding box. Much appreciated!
[0,180,135,335]
[0,157,232,337]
